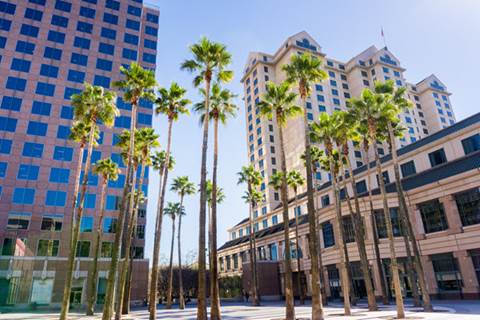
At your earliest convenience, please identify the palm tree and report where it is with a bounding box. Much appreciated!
[60,84,118,320]
[286,170,306,304]
[258,81,301,319]
[149,82,191,313]
[332,110,378,310]
[310,113,351,316]
[171,176,196,309]
[237,166,263,306]
[283,53,328,320]
[103,63,157,320]
[86,158,120,315]
[164,202,183,309]
[348,88,405,318]
[194,83,237,318]
[375,80,433,311]
[181,37,233,320]
[121,128,160,314]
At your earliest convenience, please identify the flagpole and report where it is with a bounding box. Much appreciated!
[381,27,387,49]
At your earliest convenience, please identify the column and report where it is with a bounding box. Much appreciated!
[439,195,463,235]
[421,255,438,297]
[409,204,426,240]
[454,250,479,299]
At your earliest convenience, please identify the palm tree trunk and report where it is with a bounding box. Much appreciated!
[178,195,186,309]
[210,118,221,319]
[103,101,138,320]
[149,119,174,319]
[293,192,304,305]
[312,168,327,306]
[197,79,211,320]
[329,156,351,316]
[362,142,389,304]
[387,123,433,311]
[60,125,96,320]
[166,215,176,308]
[278,124,295,320]
[247,183,260,306]
[86,180,108,315]
[373,144,405,319]
[344,155,377,310]
[300,97,324,320]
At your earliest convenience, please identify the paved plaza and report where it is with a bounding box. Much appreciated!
[1,300,480,320]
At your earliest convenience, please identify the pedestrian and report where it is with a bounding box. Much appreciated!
[245,290,250,303]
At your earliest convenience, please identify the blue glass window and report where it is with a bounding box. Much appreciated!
[115,115,131,129]
[315,84,323,91]
[105,195,120,211]
[330,79,337,87]
[55,0,71,12]
[145,26,157,36]
[143,53,156,63]
[101,27,116,40]
[99,43,114,55]
[45,190,66,206]
[111,153,125,168]
[122,48,137,60]
[0,116,17,132]
[71,53,88,66]
[103,12,118,24]
[125,19,140,30]
[128,5,141,16]
[0,36,6,48]
[24,8,43,21]
[67,70,86,83]
[20,24,39,37]
[1,96,22,111]
[0,1,16,14]
[56,125,70,139]
[83,150,101,164]
[80,216,94,231]
[44,47,62,60]
[40,64,59,78]
[83,194,96,209]
[144,39,156,50]
[79,6,95,19]
[74,36,90,49]
[47,30,65,44]
[11,58,31,72]
[461,134,480,155]
[124,33,138,45]
[49,167,70,183]
[96,58,112,71]
[64,87,81,100]
[27,121,48,136]
[12,188,35,204]
[317,95,325,102]
[138,113,152,125]
[146,13,159,23]
[322,222,335,248]
[0,18,11,31]
[108,174,125,188]
[331,89,338,96]
[35,82,55,96]
[0,162,6,177]
[93,75,110,87]
[16,40,35,54]
[117,97,131,110]
[60,106,73,119]
[30,0,45,4]
[333,98,340,105]
[51,15,68,27]
[6,77,27,91]
[319,105,326,112]
[105,0,120,10]
[77,21,93,33]
[53,146,73,161]
[17,164,39,180]
[0,139,12,154]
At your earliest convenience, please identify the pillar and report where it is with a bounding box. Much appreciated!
[454,250,480,299]
[439,195,463,235]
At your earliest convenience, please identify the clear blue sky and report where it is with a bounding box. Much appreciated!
[144,0,480,264]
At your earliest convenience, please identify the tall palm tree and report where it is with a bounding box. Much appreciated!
[149,82,191,314]
[171,176,197,309]
[258,81,301,319]
[121,128,160,314]
[164,202,183,309]
[348,88,405,318]
[333,110,378,310]
[181,37,233,320]
[286,170,306,305]
[103,63,157,320]
[60,84,118,320]
[86,158,120,315]
[283,53,328,320]
[195,83,237,319]
[310,113,351,316]
[237,166,263,306]
[375,80,433,311]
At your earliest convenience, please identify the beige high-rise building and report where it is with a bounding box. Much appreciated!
[238,31,456,238]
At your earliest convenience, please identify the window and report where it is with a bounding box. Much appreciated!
[418,199,448,233]
[322,222,335,248]
[16,40,35,54]
[68,70,86,83]
[455,188,480,227]
[44,47,62,60]
[80,216,94,232]
[342,216,356,243]
[106,0,120,10]
[76,241,90,257]
[0,162,6,177]
[80,7,96,20]
[374,208,403,238]
[45,190,67,206]
[0,1,15,14]
[356,180,367,194]
[64,87,81,100]
[103,12,118,24]
[12,188,35,204]
[41,214,63,231]
[35,82,55,97]
[60,106,73,119]
[145,26,157,36]
[27,121,48,136]
[101,27,116,40]
[49,167,70,183]
[428,148,447,167]
[122,48,137,60]
[11,58,31,73]
[0,116,17,132]
[77,21,93,33]
[144,39,156,50]
[461,134,480,155]
[103,217,117,233]
[321,195,330,207]
[400,160,416,177]
[17,164,39,180]
[74,36,90,49]
[47,30,65,44]
[20,24,39,37]
[101,242,113,258]
[51,15,68,27]
[138,113,152,125]
[31,101,51,116]
[40,64,59,78]
[146,13,159,23]
[6,76,27,91]
[376,171,390,185]
[126,19,140,30]
[128,5,141,16]
[56,125,70,139]
[55,0,71,12]
[0,139,12,154]
[115,116,131,129]
[37,240,59,256]
[99,43,114,55]
[143,53,156,64]
[93,75,110,88]
[7,212,31,230]
[23,142,44,158]
[431,253,462,292]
